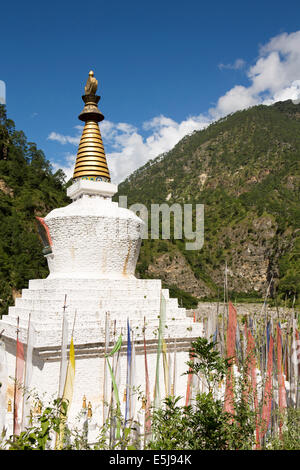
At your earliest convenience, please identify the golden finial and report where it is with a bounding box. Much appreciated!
[87,401,92,418]
[82,395,87,409]
[7,399,12,412]
[123,389,127,402]
[85,71,98,95]
[37,401,42,414]
[72,70,111,182]
[142,397,146,410]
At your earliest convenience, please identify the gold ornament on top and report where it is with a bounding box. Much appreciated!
[73,70,111,182]
[85,71,98,95]
[87,401,92,418]
[82,395,87,409]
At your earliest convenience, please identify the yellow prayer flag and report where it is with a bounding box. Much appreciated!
[62,336,75,408]
[56,336,75,449]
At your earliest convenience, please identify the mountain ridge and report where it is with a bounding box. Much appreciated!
[117,100,300,307]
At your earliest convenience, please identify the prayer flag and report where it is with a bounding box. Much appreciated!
[154,292,166,409]
[260,335,274,438]
[62,336,75,409]
[125,319,132,424]
[224,301,237,415]
[277,323,287,438]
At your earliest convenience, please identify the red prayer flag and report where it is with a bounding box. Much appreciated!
[185,353,194,406]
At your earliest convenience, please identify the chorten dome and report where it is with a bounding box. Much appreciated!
[44,71,144,280]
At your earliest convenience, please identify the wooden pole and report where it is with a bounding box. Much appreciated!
[13,316,20,438]
[103,312,110,426]
[109,319,116,446]
[58,294,67,399]
[21,312,31,429]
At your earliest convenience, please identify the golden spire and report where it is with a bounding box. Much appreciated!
[73,71,110,182]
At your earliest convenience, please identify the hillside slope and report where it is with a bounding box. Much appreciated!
[117,100,300,306]
[0,105,69,316]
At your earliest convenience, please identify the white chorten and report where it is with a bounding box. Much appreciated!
[0,72,203,438]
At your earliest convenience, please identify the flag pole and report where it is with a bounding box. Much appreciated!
[143,316,151,445]
[56,310,77,449]
[13,316,20,438]
[58,294,68,399]
[222,262,228,354]
[109,319,116,446]
[173,337,177,397]
[103,311,110,426]
[21,312,31,430]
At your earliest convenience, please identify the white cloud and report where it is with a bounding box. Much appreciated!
[51,153,76,181]
[218,58,246,70]
[106,114,210,183]
[212,30,300,118]
[0,80,6,105]
[49,30,300,184]
[48,131,81,146]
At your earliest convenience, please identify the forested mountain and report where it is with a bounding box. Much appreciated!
[117,100,300,307]
[0,100,299,315]
[0,105,69,316]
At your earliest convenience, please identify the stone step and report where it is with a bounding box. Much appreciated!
[5,312,194,328]
[4,312,199,342]
[14,297,165,310]
[28,278,162,291]
[0,315,203,349]
[20,288,162,301]
[7,306,187,322]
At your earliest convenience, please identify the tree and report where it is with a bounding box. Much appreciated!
[148,338,256,450]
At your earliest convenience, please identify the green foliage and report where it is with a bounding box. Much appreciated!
[166,284,199,309]
[4,398,68,450]
[0,398,141,451]
[0,104,70,316]
[277,237,300,305]
[264,408,300,450]
[148,338,256,450]
[148,392,256,450]
[186,337,231,392]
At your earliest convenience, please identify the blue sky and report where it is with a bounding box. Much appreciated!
[1,0,300,182]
